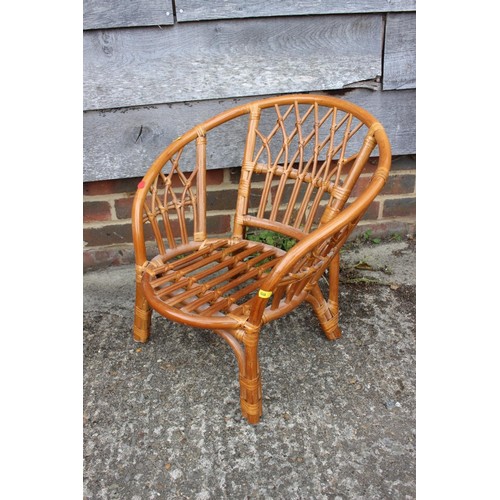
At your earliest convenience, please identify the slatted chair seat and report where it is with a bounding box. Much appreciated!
[141,238,287,329]
[132,94,392,423]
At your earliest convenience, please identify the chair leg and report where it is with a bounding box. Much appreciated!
[327,253,342,339]
[308,285,341,340]
[133,282,152,343]
[307,254,342,340]
[239,326,263,424]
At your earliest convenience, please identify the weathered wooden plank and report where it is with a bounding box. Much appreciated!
[383,13,416,90]
[83,15,383,111]
[175,0,416,22]
[83,89,415,181]
[83,0,174,29]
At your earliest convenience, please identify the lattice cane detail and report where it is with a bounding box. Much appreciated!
[250,102,368,233]
[142,138,205,252]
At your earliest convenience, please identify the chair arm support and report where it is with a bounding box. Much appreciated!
[268,175,386,290]
[247,174,387,325]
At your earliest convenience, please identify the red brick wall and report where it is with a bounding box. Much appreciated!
[83,155,416,271]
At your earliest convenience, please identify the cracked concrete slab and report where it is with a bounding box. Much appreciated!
[83,239,416,499]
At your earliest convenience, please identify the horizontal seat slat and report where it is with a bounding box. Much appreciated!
[178,261,272,313]
[151,240,254,290]
[144,235,297,318]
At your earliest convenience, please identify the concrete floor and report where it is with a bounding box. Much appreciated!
[83,239,416,499]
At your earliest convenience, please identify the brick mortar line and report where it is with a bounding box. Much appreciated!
[377,193,416,200]
[110,204,118,220]
[377,201,384,220]
[357,217,416,226]
[84,242,135,251]
[84,220,129,229]
[83,194,134,203]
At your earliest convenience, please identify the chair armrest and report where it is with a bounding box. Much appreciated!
[246,172,388,325]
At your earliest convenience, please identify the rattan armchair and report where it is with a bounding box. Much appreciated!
[132,94,391,423]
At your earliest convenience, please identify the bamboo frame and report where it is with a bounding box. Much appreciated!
[131,94,392,423]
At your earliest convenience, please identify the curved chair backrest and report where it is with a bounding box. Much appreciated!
[132,94,391,268]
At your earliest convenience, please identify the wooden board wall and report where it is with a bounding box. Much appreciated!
[83,15,384,111]
[83,2,416,182]
[383,13,416,90]
[175,0,416,22]
[83,0,174,29]
[83,88,416,181]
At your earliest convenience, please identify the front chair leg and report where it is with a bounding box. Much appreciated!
[240,325,263,424]
[133,281,152,343]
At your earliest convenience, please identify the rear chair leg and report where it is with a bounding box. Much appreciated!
[327,253,342,339]
[307,254,342,340]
